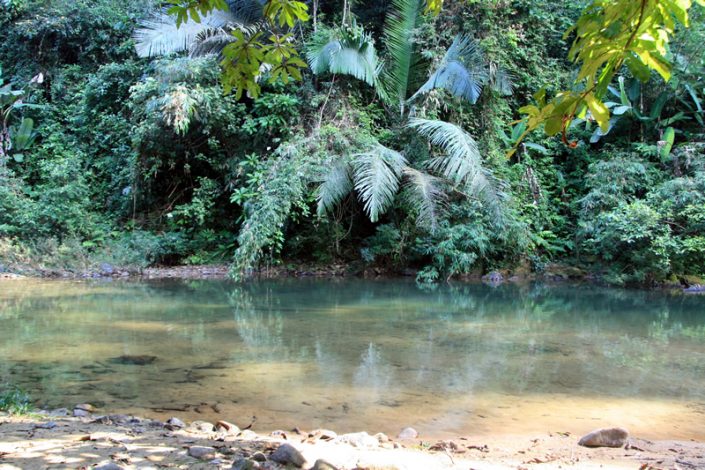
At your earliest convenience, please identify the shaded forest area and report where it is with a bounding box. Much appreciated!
[1,0,704,285]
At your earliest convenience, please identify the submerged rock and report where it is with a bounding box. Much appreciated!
[578,427,629,448]
[109,355,157,366]
[188,445,216,460]
[397,427,418,440]
[269,443,306,467]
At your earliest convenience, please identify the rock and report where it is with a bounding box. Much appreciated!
[271,429,288,439]
[309,429,337,441]
[374,432,390,443]
[165,417,185,429]
[73,408,91,418]
[333,432,379,448]
[578,428,629,448]
[95,463,124,470]
[396,427,418,440]
[232,456,259,470]
[49,408,69,417]
[269,443,306,467]
[188,420,215,433]
[100,263,115,275]
[109,355,157,365]
[238,430,259,440]
[311,460,338,470]
[188,446,217,460]
[216,420,240,433]
[251,452,267,462]
[75,403,95,412]
[35,421,57,430]
[684,284,705,293]
[482,271,504,286]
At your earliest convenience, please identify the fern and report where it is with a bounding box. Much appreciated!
[353,144,407,222]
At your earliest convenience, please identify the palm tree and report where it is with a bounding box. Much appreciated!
[133,0,265,59]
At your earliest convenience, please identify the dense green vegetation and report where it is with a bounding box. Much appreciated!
[0,0,704,285]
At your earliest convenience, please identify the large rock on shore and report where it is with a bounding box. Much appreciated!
[578,427,629,448]
[270,443,306,467]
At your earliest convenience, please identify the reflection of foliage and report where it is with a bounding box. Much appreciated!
[0,384,32,414]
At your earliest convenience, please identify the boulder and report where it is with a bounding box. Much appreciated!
[396,427,418,440]
[188,446,217,460]
[578,427,629,448]
[269,443,306,467]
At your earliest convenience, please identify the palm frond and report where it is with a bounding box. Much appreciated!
[382,0,424,108]
[411,34,488,104]
[226,0,266,23]
[488,62,514,96]
[307,24,381,86]
[409,118,506,220]
[134,9,237,58]
[316,159,354,217]
[353,144,407,222]
[403,167,447,232]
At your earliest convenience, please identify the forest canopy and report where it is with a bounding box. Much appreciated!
[1,0,704,285]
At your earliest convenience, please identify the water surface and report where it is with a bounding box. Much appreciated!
[1,279,704,439]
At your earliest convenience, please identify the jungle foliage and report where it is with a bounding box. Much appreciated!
[0,0,704,285]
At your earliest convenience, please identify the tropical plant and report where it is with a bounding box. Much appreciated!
[136,0,308,98]
[0,68,40,167]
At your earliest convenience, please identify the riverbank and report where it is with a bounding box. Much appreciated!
[1,411,704,470]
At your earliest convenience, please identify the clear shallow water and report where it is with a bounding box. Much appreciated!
[1,278,705,440]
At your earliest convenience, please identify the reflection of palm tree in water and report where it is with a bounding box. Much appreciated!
[228,286,286,360]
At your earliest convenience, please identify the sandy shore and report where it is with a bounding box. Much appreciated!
[1,411,704,470]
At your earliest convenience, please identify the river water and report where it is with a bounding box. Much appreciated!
[1,278,704,439]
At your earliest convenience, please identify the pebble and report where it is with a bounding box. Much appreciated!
[188,445,217,460]
[269,443,306,467]
[578,427,629,448]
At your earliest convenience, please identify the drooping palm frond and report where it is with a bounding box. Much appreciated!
[488,62,514,96]
[411,34,489,104]
[307,23,381,87]
[382,0,425,110]
[316,159,354,216]
[403,167,447,232]
[134,9,238,58]
[408,118,506,219]
[353,144,407,222]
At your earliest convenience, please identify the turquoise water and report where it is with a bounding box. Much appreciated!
[1,279,704,439]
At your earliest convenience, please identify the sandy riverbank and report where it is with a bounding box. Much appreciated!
[1,411,704,470]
